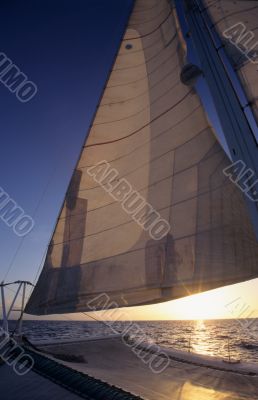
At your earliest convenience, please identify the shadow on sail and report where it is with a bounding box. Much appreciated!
[26,0,258,316]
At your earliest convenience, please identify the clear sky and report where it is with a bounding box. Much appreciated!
[1,0,257,322]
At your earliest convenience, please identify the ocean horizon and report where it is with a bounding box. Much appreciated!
[7,318,258,364]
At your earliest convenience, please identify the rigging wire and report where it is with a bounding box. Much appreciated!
[2,240,26,285]
[2,164,59,283]
[81,312,112,325]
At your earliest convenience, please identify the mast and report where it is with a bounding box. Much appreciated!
[176,0,258,237]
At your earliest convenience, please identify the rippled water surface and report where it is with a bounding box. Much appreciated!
[8,319,258,363]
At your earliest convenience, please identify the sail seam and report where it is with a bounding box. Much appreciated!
[129,6,169,28]
[209,5,258,29]
[100,62,179,106]
[81,105,201,167]
[94,78,180,126]
[85,90,192,148]
[107,46,177,88]
[80,127,211,193]
[52,214,252,250]
[125,11,173,40]
[115,26,174,56]
[131,1,159,14]
[54,182,239,246]
[113,33,176,71]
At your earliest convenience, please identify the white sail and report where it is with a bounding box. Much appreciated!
[26,0,258,315]
[203,0,258,123]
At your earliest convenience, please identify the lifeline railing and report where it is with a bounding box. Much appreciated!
[0,281,34,336]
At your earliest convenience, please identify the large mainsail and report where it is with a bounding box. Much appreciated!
[26,0,258,315]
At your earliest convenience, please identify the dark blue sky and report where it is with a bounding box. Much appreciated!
[0,0,132,284]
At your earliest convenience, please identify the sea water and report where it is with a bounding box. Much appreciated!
[7,319,258,363]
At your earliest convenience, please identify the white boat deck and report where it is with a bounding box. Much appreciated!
[38,335,258,400]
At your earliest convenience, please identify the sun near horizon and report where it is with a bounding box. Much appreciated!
[22,278,258,322]
[80,278,258,321]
